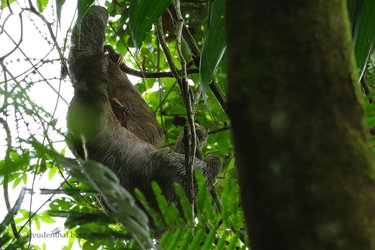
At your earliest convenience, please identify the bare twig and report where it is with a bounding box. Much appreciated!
[167,6,200,66]
[208,125,230,135]
[119,61,199,78]
[0,13,23,60]
[6,0,13,14]
[0,29,68,104]
[25,7,68,77]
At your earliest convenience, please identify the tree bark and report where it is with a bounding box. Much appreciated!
[226,1,375,249]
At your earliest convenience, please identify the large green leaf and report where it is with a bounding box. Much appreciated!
[55,0,66,26]
[347,0,364,42]
[129,0,172,49]
[76,0,95,36]
[347,0,375,80]
[200,0,226,96]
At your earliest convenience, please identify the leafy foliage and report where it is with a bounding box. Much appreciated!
[1,0,234,249]
[1,0,375,249]
[129,0,172,49]
[0,189,30,250]
[200,0,226,95]
[76,0,96,37]
[347,0,375,80]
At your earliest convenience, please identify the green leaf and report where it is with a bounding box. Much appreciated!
[76,0,95,36]
[129,0,172,49]
[201,228,216,249]
[55,0,65,26]
[216,229,229,249]
[0,0,15,9]
[187,228,204,250]
[40,212,56,223]
[178,231,192,249]
[152,182,182,225]
[200,0,226,97]
[0,189,26,233]
[30,139,154,249]
[347,0,375,80]
[37,0,48,12]
[48,165,58,180]
[12,177,22,189]
[159,229,173,247]
[22,173,27,185]
[175,184,193,224]
[134,188,164,228]
[35,216,41,230]
[347,0,364,46]
[227,234,239,250]
[10,151,20,163]
[166,228,183,250]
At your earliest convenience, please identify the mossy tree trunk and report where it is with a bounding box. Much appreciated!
[226,1,375,249]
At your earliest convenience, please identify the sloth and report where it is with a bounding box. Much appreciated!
[66,5,221,207]
[103,44,209,151]
[103,45,164,147]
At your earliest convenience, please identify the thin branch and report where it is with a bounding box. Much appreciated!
[0,13,23,60]
[156,20,181,80]
[167,4,228,115]
[156,12,197,205]
[119,60,199,78]
[193,84,202,113]
[175,0,188,79]
[6,0,13,14]
[154,81,178,113]
[167,6,200,66]
[209,81,228,113]
[0,63,9,112]
[1,29,68,104]
[24,7,68,75]
[176,0,197,208]
[57,167,100,209]
[208,125,230,135]
[0,13,13,35]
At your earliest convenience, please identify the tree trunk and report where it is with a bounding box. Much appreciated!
[226,1,375,249]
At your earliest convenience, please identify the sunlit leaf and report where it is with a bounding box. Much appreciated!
[12,177,22,189]
[22,173,27,185]
[37,0,48,12]
[48,165,58,180]
[0,0,15,9]
[40,213,56,223]
[10,151,20,163]
[35,216,41,230]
